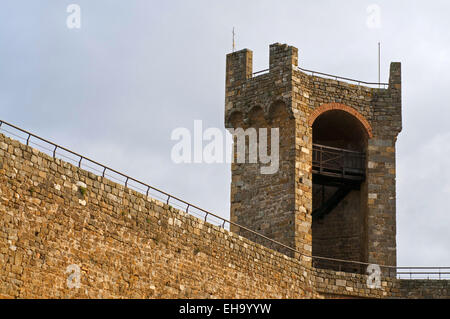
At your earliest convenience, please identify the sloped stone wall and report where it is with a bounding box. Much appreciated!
[0,133,316,298]
[1,133,448,299]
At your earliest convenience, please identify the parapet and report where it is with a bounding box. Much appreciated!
[225,43,402,138]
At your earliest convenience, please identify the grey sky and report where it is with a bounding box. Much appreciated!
[1,0,449,267]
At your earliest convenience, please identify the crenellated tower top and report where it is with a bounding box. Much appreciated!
[225,43,401,273]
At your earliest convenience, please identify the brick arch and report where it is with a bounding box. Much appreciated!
[308,103,373,138]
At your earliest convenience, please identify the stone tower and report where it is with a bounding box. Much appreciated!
[225,43,401,272]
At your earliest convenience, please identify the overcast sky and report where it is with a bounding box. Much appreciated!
[1,0,449,267]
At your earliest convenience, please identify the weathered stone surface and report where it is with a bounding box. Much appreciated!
[0,132,448,298]
[0,43,447,299]
[225,43,402,271]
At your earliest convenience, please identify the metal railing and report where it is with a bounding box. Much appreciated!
[312,143,365,179]
[297,66,389,88]
[252,68,269,76]
[397,267,450,280]
[0,119,448,280]
[251,66,389,88]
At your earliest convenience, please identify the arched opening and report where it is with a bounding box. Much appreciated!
[228,110,245,128]
[313,110,367,151]
[311,109,369,273]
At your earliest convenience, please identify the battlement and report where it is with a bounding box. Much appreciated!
[226,43,401,135]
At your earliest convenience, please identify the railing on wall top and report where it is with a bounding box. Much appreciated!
[251,66,389,88]
[0,119,448,280]
[297,66,389,88]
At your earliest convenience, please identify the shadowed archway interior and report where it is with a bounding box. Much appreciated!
[312,109,368,151]
[311,109,369,273]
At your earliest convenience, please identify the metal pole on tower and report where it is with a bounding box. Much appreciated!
[378,42,381,88]
[232,27,236,52]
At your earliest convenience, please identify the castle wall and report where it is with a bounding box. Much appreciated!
[0,133,449,299]
[0,133,315,298]
[225,43,401,270]
[292,66,401,270]
[225,45,312,259]
[225,47,305,256]
[229,105,297,256]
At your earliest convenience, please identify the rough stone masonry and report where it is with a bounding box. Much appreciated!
[0,43,449,298]
[225,43,401,271]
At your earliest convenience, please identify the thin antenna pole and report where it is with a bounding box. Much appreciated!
[232,27,236,52]
[378,42,381,88]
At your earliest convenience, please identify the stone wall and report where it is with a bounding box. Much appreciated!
[398,280,450,299]
[228,104,296,256]
[0,132,316,298]
[292,61,402,270]
[225,45,310,259]
[225,43,401,270]
[0,132,449,299]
